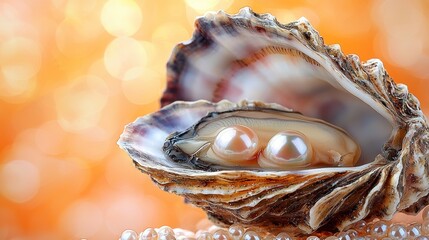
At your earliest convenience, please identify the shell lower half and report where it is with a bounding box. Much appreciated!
[118,7,429,234]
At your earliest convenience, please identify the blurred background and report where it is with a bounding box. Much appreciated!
[0,0,428,239]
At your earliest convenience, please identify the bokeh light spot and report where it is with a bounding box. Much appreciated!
[35,121,67,155]
[101,0,142,37]
[0,160,40,203]
[386,35,423,68]
[65,0,98,18]
[0,37,41,97]
[104,37,147,80]
[140,41,159,67]
[184,0,233,25]
[152,22,190,44]
[152,22,189,61]
[105,194,160,235]
[0,206,18,240]
[70,126,111,162]
[122,68,162,105]
[55,75,109,132]
[50,0,67,10]
[60,200,103,239]
[372,0,428,72]
[185,0,219,12]
[56,17,102,57]
[47,158,91,200]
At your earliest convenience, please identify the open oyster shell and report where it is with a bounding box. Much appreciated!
[118,8,429,233]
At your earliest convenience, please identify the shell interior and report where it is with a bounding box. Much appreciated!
[164,106,361,170]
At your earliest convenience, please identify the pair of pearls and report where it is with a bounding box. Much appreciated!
[212,125,311,168]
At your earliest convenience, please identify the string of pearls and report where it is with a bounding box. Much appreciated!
[120,207,429,240]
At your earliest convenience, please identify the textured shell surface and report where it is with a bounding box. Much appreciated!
[118,7,429,234]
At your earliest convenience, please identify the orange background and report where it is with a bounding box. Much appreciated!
[0,0,428,239]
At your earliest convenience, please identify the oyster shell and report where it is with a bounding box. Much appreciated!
[118,8,429,233]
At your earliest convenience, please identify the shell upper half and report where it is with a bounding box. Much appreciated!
[118,7,429,234]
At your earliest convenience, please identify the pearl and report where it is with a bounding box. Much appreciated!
[196,231,213,240]
[415,236,429,240]
[213,125,259,162]
[335,231,352,240]
[260,130,312,168]
[346,229,358,238]
[159,234,176,240]
[388,224,407,239]
[370,220,388,238]
[158,226,175,236]
[407,223,422,238]
[352,220,369,234]
[242,231,261,240]
[174,228,196,239]
[228,224,244,240]
[157,226,176,240]
[139,228,158,240]
[306,236,319,240]
[212,229,231,240]
[274,232,292,240]
[121,230,138,240]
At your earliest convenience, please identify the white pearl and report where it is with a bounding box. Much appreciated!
[139,228,158,240]
[388,224,408,239]
[259,131,312,168]
[213,125,259,162]
[275,232,293,240]
[121,230,138,240]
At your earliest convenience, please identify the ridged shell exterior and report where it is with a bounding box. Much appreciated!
[119,8,429,233]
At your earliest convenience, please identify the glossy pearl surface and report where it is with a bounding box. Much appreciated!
[121,230,138,240]
[262,131,311,167]
[388,224,408,239]
[228,224,244,240]
[212,229,231,240]
[242,231,261,240]
[407,223,422,238]
[139,228,158,240]
[370,220,388,237]
[213,125,259,162]
[275,232,292,240]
